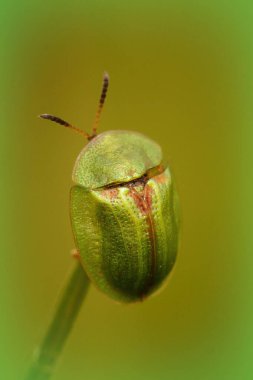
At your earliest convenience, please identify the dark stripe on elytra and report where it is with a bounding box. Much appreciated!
[144,185,156,284]
[129,184,156,298]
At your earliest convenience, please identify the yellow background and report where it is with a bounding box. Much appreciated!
[1,1,252,379]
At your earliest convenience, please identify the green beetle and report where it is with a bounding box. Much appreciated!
[40,73,179,303]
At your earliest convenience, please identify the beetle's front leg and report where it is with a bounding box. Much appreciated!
[71,248,81,261]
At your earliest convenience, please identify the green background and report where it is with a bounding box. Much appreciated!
[1,1,253,379]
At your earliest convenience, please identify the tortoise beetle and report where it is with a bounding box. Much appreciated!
[40,73,179,303]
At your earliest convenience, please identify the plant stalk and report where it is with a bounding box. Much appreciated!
[25,262,90,380]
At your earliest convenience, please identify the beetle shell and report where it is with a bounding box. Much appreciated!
[70,130,179,302]
[72,130,163,189]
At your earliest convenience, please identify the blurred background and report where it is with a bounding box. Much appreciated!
[1,1,253,379]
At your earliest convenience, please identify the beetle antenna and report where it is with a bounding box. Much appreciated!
[39,73,109,140]
[39,114,90,139]
[92,72,109,137]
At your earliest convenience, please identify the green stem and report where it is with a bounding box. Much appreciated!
[25,262,90,380]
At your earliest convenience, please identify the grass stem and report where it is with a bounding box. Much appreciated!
[25,262,90,380]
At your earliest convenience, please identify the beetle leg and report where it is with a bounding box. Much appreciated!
[71,248,81,261]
